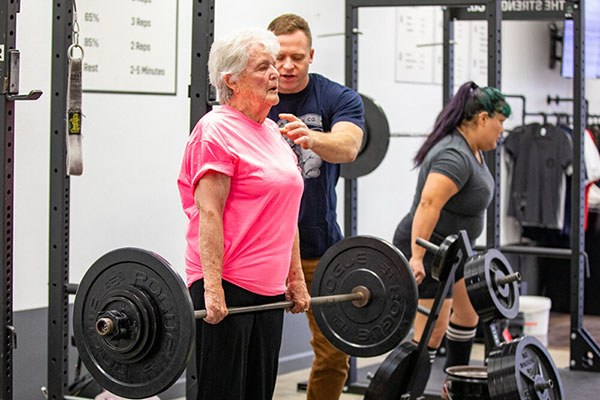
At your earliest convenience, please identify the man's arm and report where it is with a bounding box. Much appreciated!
[279,114,363,163]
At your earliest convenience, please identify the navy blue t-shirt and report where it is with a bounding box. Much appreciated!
[268,73,364,258]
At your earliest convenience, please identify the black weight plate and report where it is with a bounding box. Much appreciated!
[488,336,565,400]
[340,94,390,179]
[365,341,431,400]
[311,236,417,357]
[73,248,195,399]
[489,340,516,399]
[490,340,525,399]
[464,249,519,322]
[431,234,460,281]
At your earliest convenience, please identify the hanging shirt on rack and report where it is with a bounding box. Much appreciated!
[504,123,573,230]
[585,128,600,184]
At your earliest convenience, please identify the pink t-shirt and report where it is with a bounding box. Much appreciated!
[178,105,303,296]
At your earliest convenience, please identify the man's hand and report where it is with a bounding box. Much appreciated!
[279,113,317,149]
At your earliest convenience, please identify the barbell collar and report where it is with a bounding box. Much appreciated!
[95,310,129,337]
[416,237,439,254]
[193,290,366,320]
[495,272,521,286]
[96,318,114,336]
[350,286,370,307]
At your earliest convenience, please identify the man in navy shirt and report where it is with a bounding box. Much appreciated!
[268,13,365,400]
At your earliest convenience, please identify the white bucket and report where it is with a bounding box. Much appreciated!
[519,296,552,346]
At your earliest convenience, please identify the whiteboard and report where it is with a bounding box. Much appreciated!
[395,7,488,87]
[77,0,178,94]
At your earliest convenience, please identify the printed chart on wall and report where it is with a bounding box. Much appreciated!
[394,7,487,87]
[77,0,178,95]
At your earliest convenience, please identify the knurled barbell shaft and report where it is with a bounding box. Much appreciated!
[496,272,521,286]
[194,291,365,319]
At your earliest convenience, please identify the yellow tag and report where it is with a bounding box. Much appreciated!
[68,111,81,135]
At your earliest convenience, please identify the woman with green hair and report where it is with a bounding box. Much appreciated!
[393,81,511,396]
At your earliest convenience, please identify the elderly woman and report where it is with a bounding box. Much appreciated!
[178,29,310,400]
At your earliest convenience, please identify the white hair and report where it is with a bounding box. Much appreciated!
[208,29,280,104]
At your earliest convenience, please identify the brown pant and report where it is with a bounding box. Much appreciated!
[303,258,350,400]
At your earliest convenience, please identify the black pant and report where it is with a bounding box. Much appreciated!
[189,279,285,400]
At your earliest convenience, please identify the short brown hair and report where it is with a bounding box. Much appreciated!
[267,13,312,47]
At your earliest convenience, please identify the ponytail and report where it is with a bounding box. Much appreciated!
[413,81,511,166]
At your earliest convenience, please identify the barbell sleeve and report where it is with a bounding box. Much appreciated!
[416,237,439,254]
[496,272,521,286]
[534,379,554,392]
[193,290,367,320]
[66,283,79,295]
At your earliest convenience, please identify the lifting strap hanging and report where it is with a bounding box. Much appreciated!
[66,2,84,176]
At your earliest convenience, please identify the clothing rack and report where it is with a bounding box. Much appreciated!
[547,94,590,110]
[505,93,575,126]
[589,114,600,122]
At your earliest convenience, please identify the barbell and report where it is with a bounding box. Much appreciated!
[72,233,521,399]
[95,286,371,337]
